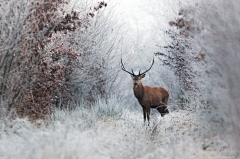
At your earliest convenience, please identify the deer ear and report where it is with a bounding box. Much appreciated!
[131,75,134,79]
[140,74,145,79]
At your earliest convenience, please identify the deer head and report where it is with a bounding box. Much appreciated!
[121,58,154,88]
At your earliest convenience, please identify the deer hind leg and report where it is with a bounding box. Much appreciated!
[157,106,165,117]
[163,96,169,114]
[157,99,169,117]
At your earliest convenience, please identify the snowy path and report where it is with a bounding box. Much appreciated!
[0,106,235,159]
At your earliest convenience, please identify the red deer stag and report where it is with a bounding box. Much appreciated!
[121,58,169,124]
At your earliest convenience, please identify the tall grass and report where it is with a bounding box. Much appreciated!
[0,97,237,159]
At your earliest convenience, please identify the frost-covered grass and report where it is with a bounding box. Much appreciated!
[0,97,237,159]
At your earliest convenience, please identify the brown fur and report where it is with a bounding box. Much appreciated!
[132,75,169,124]
[121,58,169,124]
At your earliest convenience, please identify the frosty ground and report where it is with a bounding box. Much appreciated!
[0,97,236,159]
[0,0,240,158]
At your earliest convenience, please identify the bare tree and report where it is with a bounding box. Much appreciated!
[155,20,205,109]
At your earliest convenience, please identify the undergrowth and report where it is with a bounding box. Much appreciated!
[0,97,237,159]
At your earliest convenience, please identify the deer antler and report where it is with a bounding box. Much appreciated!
[121,58,135,75]
[139,57,154,75]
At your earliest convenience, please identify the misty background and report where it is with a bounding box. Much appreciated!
[0,0,239,158]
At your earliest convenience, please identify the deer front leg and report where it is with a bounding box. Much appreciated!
[146,106,150,126]
[142,106,146,123]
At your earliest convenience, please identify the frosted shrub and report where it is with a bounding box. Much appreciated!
[0,0,120,120]
[156,32,204,108]
[177,0,240,153]
[91,96,124,120]
[52,96,124,128]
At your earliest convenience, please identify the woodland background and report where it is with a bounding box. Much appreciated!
[0,0,239,158]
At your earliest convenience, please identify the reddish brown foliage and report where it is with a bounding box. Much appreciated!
[3,0,108,120]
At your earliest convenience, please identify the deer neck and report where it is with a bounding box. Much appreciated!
[133,82,145,101]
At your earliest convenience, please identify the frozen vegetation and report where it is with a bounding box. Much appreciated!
[0,0,239,158]
[0,97,237,159]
